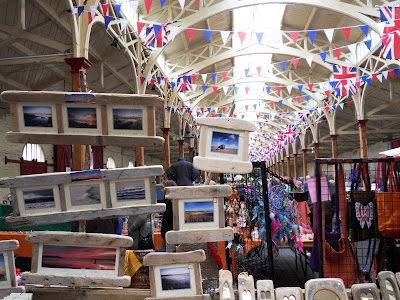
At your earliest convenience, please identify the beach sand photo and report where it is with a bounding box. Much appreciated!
[23,106,53,127]
[160,266,191,291]
[22,188,56,210]
[42,245,116,270]
[69,184,101,206]
[115,180,146,202]
[113,108,143,130]
[67,107,97,129]
[211,131,239,154]
[0,254,7,283]
[184,201,214,223]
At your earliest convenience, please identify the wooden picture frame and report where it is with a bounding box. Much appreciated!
[1,91,164,148]
[351,283,380,300]
[22,231,132,287]
[218,270,234,300]
[256,280,275,300]
[193,118,256,174]
[164,185,233,244]
[0,240,25,298]
[143,250,210,300]
[377,271,400,300]
[304,278,347,300]
[238,272,255,300]
[275,287,303,300]
[0,166,164,227]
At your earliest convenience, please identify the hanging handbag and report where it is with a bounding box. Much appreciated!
[308,173,330,204]
[376,161,400,238]
[348,162,377,241]
[138,231,154,250]
[323,164,358,287]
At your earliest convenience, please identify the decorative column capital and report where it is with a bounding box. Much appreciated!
[188,147,194,151]
[65,57,92,73]
[293,154,298,157]
[356,119,368,128]
[161,128,170,134]
[330,134,338,140]
[178,139,184,145]
[313,142,320,147]
[302,149,307,153]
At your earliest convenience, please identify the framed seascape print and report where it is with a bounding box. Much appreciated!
[16,185,61,215]
[37,244,119,277]
[107,105,148,136]
[0,252,10,288]
[18,103,58,133]
[63,181,107,211]
[153,264,197,298]
[206,128,243,161]
[109,178,151,208]
[178,199,219,231]
[63,104,102,135]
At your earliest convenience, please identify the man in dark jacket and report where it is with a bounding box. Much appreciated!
[166,157,200,186]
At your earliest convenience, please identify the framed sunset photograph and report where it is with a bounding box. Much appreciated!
[107,105,148,136]
[154,264,196,297]
[18,103,58,133]
[63,105,101,135]
[39,245,117,276]
[178,199,219,231]
[109,178,151,208]
[16,185,61,215]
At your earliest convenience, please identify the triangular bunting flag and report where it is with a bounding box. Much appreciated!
[144,0,152,14]
[348,43,356,54]
[270,101,274,109]
[287,86,292,94]
[222,86,229,95]
[204,30,213,43]
[377,74,383,82]
[221,71,228,80]
[324,90,330,97]
[276,86,282,95]
[201,74,207,83]
[307,30,317,44]
[245,87,250,94]
[347,101,351,107]
[256,67,262,75]
[290,31,300,44]
[308,83,314,92]
[333,48,342,59]
[292,58,300,69]
[171,82,176,90]
[394,69,399,77]
[212,86,218,94]
[191,75,197,83]
[245,105,249,111]
[382,70,389,79]
[101,4,110,15]
[341,27,351,41]
[287,98,293,105]
[324,28,334,42]
[279,100,283,107]
[332,105,336,111]
[298,85,303,93]
[104,16,113,29]
[359,24,369,37]
[220,31,230,45]
[234,87,239,94]
[191,84,197,91]
[319,51,327,63]
[137,22,146,35]
[153,24,162,38]
[186,28,196,42]
[324,106,329,113]
[305,95,310,101]
[266,86,271,94]
[115,3,122,17]
[296,96,301,104]
[274,31,282,44]
[280,61,287,71]
[364,39,372,50]
[256,32,264,44]
[160,0,167,8]
[202,85,208,93]
[389,70,395,79]
[178,0,185,10]
[339,103,344,110]
[305,55,313,67]
[253,104,257,110]
[244,68,250,77]
[222,107,226,113]
[200,107,204,114]
[238,31,246,45]
[120,18,129,31]
[211,73,217,82]
[372,73,378,81]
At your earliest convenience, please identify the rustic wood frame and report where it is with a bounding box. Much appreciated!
[256,280,275,300]
[143,250,209,300]
[377,271,400,300]
[275,287,303,300]
[22,231,132,287]
[193,117,256,174]
[0,166,164,227]
[1,91,164,148]
[0,240,25,298]
[218,270,234,300]
[16,185,62,216]
[304,278,347,300]
[63,180,107,211]
[238,272,255,300]
[351,283,380,300]
[164,185,233,244]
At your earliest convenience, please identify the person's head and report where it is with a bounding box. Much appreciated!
[162,180,177,194]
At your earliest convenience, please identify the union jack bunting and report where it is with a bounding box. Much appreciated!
[333,65,357,96]
[176,76,192,92]
[380,6,400,59]
[144,21,176,48]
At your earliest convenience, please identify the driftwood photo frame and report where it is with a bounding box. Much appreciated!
[0,240,25,298]
[193,118,256,174]
[1,91,164,148]
[0,166,165,227]
[164,185,233,244]
[22,231,132,287]
[143,249,210,300]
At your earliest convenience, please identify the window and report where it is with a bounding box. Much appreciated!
[22,144,45,162]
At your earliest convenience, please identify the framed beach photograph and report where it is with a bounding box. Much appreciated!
[205,128,244,161]
[0,253,10,288]
[18,103,57,133]
[109,178,151,208]
[62,104,101,134]
[37,244,118,277]
[64,181,106,211]
[16,185,61,215]
[153,264,196,297]
[107,105,148,136]
[178,199,219,231]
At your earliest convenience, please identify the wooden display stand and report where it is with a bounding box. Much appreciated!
[238,272,255,300]
[257,280,275,300]
[164,185,233,244]
[193,118,256,174]
[0,91,164,148]
[304,278,347,300]
[0,166,165,227]
[218,270,234,300]
[0,240,25,298]
[143,250,210,300]
[22,231,132,287]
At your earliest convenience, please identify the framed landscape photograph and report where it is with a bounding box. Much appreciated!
[107,105,148,136]
[64,181,106,211]
[63,105,101,134]
[16,186,61,215]
[178,199,219,231]
[18,103,57,133]
[0,253,10,288]
[109,178,151,207]
[205,128,243,161]
[38,244,118,277]
[154,264,196,297]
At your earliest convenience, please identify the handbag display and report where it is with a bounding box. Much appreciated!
[138,232,154,250]
[323,164,358,287]
[376,161,400,238]
[348,163,377,241]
